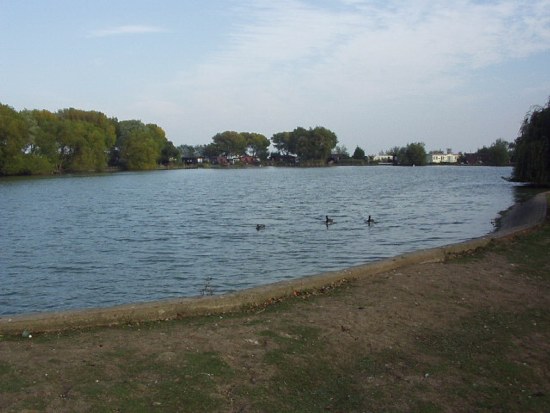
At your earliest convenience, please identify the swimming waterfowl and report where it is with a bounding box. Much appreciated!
[256,224,266,230]
[325,215,334,225]
[366,215,375,225]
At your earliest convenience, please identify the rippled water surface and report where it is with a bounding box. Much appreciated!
[0,166,517,315]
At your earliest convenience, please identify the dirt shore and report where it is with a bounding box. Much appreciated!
[0,193,548,412]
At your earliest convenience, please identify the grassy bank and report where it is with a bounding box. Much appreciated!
[1,202,549,412]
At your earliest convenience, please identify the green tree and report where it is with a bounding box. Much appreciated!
[55,120,105,172]
[146,123,169,163]
[387,147,401,156]
[113,119,141,166]
[334,145,350,159]
[193,145,206,157]
[271,126,338,161]
[212,131,247,155]
[513,99,550,185]
[476,139,511,166]
[25,109,63,172]
[57,108,116,151]
[296,126,338,161]
[271,131,296,156]
[202,143,220,158]
[352,146,365,160]
[291,127,308,157]
[178,144,197,158]
[120,129,159,170]
[1,103,181,174]
[0,104,32,175]
[115,120,168,170]
[395,142,427,166]
[242,132,270,159]
[55,108,116,172]
[160,141,180,165]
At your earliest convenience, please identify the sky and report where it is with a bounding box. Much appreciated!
[1,0,549,154]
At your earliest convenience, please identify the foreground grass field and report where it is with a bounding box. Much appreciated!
[1,202,549,412]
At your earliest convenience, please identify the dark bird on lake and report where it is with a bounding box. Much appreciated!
[325,215,334,225]
[366,215,376,225]
[256,224,266,230]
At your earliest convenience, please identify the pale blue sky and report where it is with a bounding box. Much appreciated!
[1,0,549,154]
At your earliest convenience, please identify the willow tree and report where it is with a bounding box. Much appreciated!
[513,99,550,186]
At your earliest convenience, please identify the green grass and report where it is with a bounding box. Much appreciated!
[415,308,549,412]
[0,362,28,393]
[497,224,550,281]
[224,323,366,412]
[52,349,236,412]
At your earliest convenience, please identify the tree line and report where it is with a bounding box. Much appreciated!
[465,139,511,166]
[0,104,178,175]
[179,126,341,163]
[0,102,344,175]
[2,99,548,185]
[379,140,515,167]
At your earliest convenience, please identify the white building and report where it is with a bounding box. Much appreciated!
[426,150,460,164]
[372,154,394,164]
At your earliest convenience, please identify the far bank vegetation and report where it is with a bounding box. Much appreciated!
[1,99,548,184]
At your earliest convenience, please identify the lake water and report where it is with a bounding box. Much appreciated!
[0,166,518,316]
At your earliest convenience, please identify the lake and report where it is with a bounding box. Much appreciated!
[0,166,518,316]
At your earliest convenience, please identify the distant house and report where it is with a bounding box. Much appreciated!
[426,150,460,164]
[205,154,260,166]
[240,155,260,165]
[182,156,204,165]
[216,155,230,165]
[372,155,394,164]
[206,155,234,165]
[227,155,241,165]
[268,153,299,165]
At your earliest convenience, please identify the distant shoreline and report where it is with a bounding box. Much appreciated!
[0,162,515,180]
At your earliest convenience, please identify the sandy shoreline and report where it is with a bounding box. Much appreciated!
[1,191,547,335]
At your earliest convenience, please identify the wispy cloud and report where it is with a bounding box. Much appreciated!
[136,0,550,148]
[88,25,167,38]
[173,0,550,112]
